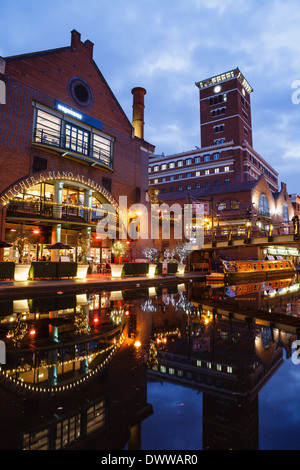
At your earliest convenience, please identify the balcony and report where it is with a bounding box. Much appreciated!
[32,128,113,169]
[6,199,102,225]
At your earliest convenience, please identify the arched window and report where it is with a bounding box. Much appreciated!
[259,194,269,217]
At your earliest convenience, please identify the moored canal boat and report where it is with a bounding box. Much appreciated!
[207,258,296,282]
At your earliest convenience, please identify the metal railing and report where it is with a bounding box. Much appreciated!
[33,128,113,168]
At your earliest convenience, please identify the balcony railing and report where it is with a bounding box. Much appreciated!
[6,199,104,223]
[33,128,113,168]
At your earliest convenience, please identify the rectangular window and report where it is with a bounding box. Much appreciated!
[178,174,183,180]
[205,181,210,188]
[186,158,192,165]
[205,169,210,175]
[187,172,191,178]
[283,204,289,223]
[215,180,219,186]
[196,183,200,189]
[224,166,230,172]
[93,133,112,166]
[203,155,210,162]
[196,171,200,177]
[35,109,61,146]
[161,164,167,170]
[169,162,175,168]
[227,366,233,374]
[215,168,219,173]
[34,108,114,168]
[178,185,183,191]
[213,152,220,160]
[65,123,89,155]
[195,156,201,163]
[178,160,183,167]
[170,175,174,181]
[154,166,159,172]
[224,178,230,184]
[187,184,192,190]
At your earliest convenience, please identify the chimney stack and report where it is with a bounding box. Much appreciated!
[131,87,146,139]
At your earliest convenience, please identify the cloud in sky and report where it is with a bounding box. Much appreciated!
[1,0,300,192]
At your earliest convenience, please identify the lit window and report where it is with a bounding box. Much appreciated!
[169,162,175,168]
[197,360,202,367]
[207,362,212,369]
[227,366,233,374]
[205,169,210,175]
[225,166,230,172]
[186,158,192,165]
[154,166,159,172]
[217,364,222,371]
[161,164,167,170]
[215,168,219,173]
[154,179,158,184]
[224,178,230,185]
[196,171,200,177]
[178,160,183,167]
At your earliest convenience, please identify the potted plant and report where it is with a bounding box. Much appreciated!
[175,241,192,275]
[110,240,127,278]
[12,224,32,281]
[74,230,91,279]
[143,247,158,277]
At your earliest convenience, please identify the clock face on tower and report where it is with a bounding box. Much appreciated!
[213,85,222,93]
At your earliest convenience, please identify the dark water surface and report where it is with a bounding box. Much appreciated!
[1,274,300,450]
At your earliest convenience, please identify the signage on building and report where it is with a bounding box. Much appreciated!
[54,100,103,131]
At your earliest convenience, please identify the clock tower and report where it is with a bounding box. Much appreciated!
[196,68,253,149]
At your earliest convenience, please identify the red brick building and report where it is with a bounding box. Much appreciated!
[0,30,155,263]
[149,68,296,261]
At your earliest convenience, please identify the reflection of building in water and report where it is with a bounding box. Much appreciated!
[0,290,153,450]
[147,295,287,450]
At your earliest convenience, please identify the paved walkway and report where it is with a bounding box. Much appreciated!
[0,271,206,298]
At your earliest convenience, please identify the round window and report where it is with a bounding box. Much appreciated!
[68,77,93,109]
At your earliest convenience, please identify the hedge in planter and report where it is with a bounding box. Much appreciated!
[122,263,150,276]
[29,262,57,279]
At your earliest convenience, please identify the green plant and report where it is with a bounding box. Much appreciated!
[74,230,91,263]
[111,240,127,263]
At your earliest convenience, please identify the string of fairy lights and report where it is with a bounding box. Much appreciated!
[0,332,125,395]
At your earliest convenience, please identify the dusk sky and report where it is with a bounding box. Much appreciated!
[1,0,300,193]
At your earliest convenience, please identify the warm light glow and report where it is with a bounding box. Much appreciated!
[29,329,36,336]
[93,316,99,324]
[33,230,40,234]
[110,264,123,278]
[76,265,89,279]
[148,264,156,277]
[14,264,30,281]
[134,340,141,348]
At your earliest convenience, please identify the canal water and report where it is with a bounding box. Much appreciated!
[1,274,300,450]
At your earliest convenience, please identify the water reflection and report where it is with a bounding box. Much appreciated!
[0,275,300,450]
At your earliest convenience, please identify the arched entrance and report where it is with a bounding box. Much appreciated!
[0,169,123,267]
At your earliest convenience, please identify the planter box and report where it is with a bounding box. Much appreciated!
[0,262,15,280]
[14,264,31,281]
[29,262,57,279]
[110,264,124,278]
[56,262,77,279]
[156,262,178,274]
[123,263,149,276]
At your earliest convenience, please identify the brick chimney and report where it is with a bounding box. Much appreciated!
[131,87,146,139]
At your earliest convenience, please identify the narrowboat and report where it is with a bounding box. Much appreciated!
[207,258,296,281]
[224,277,296,298]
